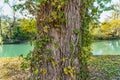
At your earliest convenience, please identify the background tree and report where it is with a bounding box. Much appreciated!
[0,17,1,36]
[92,19,120,39]
[0,6,4,37]
[15,18,37,40]
[111,2,120,20]
[4,0,19,41]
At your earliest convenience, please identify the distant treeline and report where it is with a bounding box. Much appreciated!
[91,19,120,40]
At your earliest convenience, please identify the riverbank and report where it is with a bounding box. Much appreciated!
[0,56,120,80]
[3,40,29,44]
[94,37,120,41]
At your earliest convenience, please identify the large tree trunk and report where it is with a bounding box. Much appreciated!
[31,0,89,80]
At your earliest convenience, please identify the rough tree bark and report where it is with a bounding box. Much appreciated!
[31,0,89,80]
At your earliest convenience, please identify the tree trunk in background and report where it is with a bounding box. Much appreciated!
[31,0,89,80]
[9,11,16,40]
[0,17,2,36]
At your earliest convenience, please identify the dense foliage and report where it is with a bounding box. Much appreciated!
[1,18,36,42]
[92,19,120,40]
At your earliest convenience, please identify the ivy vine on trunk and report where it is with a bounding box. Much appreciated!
[30,0,91,80]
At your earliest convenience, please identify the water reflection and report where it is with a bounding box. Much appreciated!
[92,40,120,55]
[0,45,2,53]
[0,43,34,57]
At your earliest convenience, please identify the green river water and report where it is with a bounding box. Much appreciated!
[0,43,34,57]
[92,40,120,55]
[0,40,120,57]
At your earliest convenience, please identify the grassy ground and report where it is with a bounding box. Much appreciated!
[0,56,120,80]
[89,56,120,80]
[0,57,30,80]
